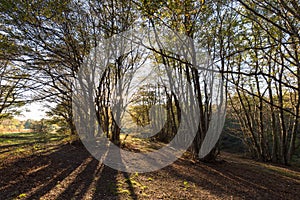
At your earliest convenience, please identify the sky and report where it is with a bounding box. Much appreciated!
[15,102,49,121]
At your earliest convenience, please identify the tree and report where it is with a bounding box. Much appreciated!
[30,119,53,134]
[138,0,227,161]
[46,100,75,135]
[0,33,28,120]
[0,0,89,134]
[1,0,299,165]
[225,0,300,164]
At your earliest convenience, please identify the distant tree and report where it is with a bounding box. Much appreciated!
[46,100,75,135]
[129,84,159,126]
[0,118,23,132]
[30,119,52,134]
[24,120,31,129]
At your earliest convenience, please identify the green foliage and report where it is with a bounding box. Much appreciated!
[30,119,54,134]
[46,100,75,135]
[0,0,299,165]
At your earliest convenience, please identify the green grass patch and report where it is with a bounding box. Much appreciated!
[0,131,68,160]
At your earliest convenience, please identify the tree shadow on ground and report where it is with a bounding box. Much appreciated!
[160,155,300,199]
[0,143,139,200]
[0,144,114,199]
[0,133,66,151]
[92,146,138,200]
[2,142,298,200]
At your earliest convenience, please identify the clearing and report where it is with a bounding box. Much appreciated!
[0,132,299,200]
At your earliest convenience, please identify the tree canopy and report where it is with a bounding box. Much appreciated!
[0,0,299,164]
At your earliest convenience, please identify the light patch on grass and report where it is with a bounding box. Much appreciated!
[0,132,68,160]
[117,189,131,195]
[183,181,190,190]
[17,193,27,199]
[147,177,153,181]
[257,163,300,181]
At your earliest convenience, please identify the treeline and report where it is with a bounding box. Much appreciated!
[0,118,25,133]
[0,118,57,133]
[0,0,299,165]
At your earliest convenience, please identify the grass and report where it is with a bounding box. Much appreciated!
[256,162,300,181]
[223,153,300,183]
[0,131,68,161]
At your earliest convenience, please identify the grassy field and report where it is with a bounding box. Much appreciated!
[0,132,68,161]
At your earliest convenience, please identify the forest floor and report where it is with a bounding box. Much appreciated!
[0,132,300,200]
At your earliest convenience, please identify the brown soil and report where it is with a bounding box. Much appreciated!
[0,143,299,200]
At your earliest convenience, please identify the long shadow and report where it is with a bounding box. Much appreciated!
[0,134,65,150]
[0,135,35,139]
[92,165,120,200]
[158,161,230,198]
[0,133,56,142]
[0,143,91,200]
[122,172,137,200]
[92,146,137,200]
[55,158,100,199]
[0,142,40,150]
[207,160,300,199]
[92,146,121,200]
[7,136,295,199]
[163,157,300,199]
[1,139,140,200]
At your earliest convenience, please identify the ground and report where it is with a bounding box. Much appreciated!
[0,132,299,200]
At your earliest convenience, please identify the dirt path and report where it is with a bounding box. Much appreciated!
[0,143,299,200]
